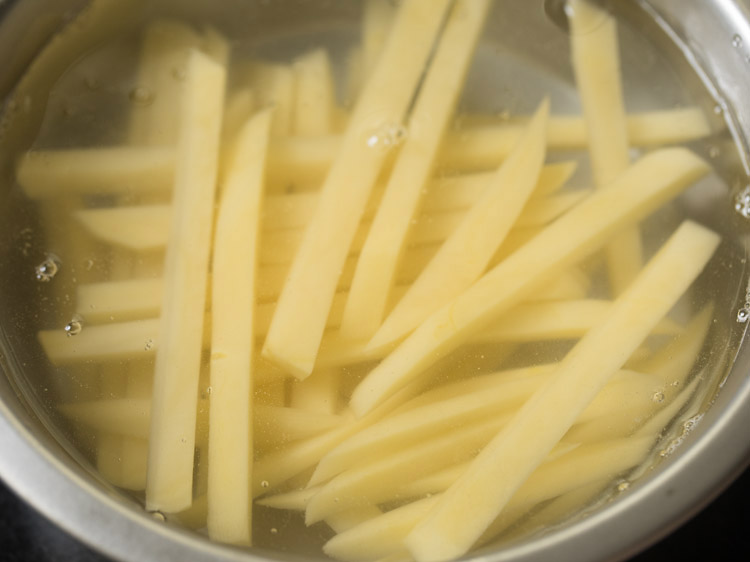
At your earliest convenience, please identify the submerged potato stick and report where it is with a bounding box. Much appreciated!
[262,0,453,378]
[340,0,492,341]
[145,49,226,513]
[405,221,720,561]
[351,148,710,416]
[372,99,548,345]
[207,110,272,544]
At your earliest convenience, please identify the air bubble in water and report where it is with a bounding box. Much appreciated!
[733,185,750,218]
[733,34,743,48]
[270,527,278,535]
[616,481,630,492]
[205,386,213,395]
[737,307,749,323]
[35,254,61,282]
[365,123,408,150]
[148,510,166,522]
[651,391,665,403]
[144,338,153,351]
[65,316,83,337]
[129,86,154,106]
[261,480,269,488]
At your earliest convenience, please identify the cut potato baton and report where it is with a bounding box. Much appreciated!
[145,48,226,513]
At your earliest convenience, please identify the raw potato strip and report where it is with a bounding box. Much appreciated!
[362,0,398,79]
[247,62,295,136]
[570,0,641,295]
[340,0,492,341]
[16,105,710,199]
[404,221,719,561]
[206,110,272,544]
[293,49,335,135]
[145,49,226,513]
[289,368,340,415]
[16,147,176,199]
[373,100,548,344]
[129,20,202,145]
[326,506,384,534]
[262,0,453,378]
[72,168,576,253]
[311,368,662,486]
[350,148,710,415]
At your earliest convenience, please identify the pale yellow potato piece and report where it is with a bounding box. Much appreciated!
[374,100,549,342]
[76,278,163,322]
[129,20,203,145]
[354,148,710,414]
[59,397,151,438]
[262,0,453,379]
[145,48,226,513]
[324,497,437,562]
[246,62,295,136]
[256,486,321,511]
[206,110,272,544]
[404,221,719,561]
[340,0,492,341]
[255,405,349,444]
[362,0,398,79]
[293,49,335,135]
[16,147,176,199]
[306,416,509,524]
[570,0,641,295]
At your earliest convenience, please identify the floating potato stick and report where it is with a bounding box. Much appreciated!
[129,20,204,145]
[362,0,398,79]
[145,48,227,513]
[404,221,719,561]
[570,0,641,295]
[256,486,321,511]
[59,397,151,438]
[374,100,549,342]
[306,417,510,524]
[206,110,272,544]
[293,49,335,135]
[355,148,710,413]
[262,0,453,379]
[326,506,384,534]
[311,368,661,487]
[340,0,492,341]
[16,147,176,199]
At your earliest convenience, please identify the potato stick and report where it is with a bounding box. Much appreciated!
[477,434,658,545]
[253,384,425,496]
[76,278,163,322]
[262,0,453,379]
[16,104,709,199]
[16,147,176,199]
[424,161,577,213]
[207,110,271,544]
[404,221,719,561]
[256,486,321,511]
[344,46,365,106]
[218,89,256,177]
[354,148,710,414]
[375,100,549,342]
[290,368,341,415]
[460,107,711,148]
[115,438,149,491]
[129,20,202,145]
[327,506,385,534]
[570,0,641,295]
[146,49,226,513]
[324,497,438,562]
[247,62,295,136]
[55,296,659,365]
[293,49,335,135]
[306,416,510,524]
[341,0,492,341]
[311,368,660,486]
[362,0,398,80]
[514,190,590,228]
[635,376,701,438]
[59,397,151,438]
[478,299,682,343]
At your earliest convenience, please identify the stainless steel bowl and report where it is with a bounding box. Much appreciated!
[0,1,749,560]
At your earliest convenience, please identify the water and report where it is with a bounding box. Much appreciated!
[0,0,746,559]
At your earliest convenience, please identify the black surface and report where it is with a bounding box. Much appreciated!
[0,468,748,562]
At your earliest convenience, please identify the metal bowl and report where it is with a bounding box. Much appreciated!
[0,1,749,560]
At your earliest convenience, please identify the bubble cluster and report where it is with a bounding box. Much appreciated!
[35,254,61,282]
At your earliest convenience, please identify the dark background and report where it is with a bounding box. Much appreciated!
[0,467,748,562]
